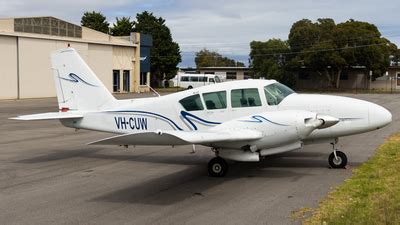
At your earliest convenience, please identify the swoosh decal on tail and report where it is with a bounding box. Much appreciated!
[59,73,97,87]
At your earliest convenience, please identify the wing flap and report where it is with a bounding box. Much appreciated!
[10,112,83,121]
[88,129,263,146]
[87,132,189,146]
[164,130,263,144]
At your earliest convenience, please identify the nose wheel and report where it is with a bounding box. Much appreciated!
[208,157,228,177]
[328,139,347,168]
[328,150,347,168]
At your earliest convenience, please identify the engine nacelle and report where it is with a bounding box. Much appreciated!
[219,150,260,162]
[219,141,303,162]
[209,110,337,151]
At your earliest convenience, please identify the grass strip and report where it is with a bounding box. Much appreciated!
[303,133,400,225]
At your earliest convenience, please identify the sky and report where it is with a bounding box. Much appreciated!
[1,0,399,67]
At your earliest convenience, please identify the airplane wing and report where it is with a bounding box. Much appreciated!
[88,129,263,146]
[10,112,83,121]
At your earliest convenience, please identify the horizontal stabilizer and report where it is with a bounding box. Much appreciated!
[10,112,83,121]
[88,129,263,146]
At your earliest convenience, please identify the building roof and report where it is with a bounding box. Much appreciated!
[389,65,400,69]
[198,66,252,71]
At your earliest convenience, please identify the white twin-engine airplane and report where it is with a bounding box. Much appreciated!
[12,48,392,177]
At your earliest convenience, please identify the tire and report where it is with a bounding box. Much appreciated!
[328,151,347,168]
[187,86,193,89]
[208,157,228,177]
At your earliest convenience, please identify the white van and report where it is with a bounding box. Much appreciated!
[172,73,221,89]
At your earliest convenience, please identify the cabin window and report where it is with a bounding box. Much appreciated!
[180,76,189,82]
[231,88,262,108]
[263,83,294,105]
[198,76,207,82]
[209,78,215,83]
[190,76,199,82]
[203,91,227,110]
[179,94,204,111]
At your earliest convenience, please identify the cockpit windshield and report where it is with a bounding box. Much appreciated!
[263,83,295,105]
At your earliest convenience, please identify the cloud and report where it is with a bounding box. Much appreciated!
[0,0,399,67]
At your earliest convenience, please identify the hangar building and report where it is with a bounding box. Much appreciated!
[0,16,151,100]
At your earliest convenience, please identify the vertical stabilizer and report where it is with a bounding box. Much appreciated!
[51,48,116,111]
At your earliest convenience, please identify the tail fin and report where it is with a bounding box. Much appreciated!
[51,48,116,111]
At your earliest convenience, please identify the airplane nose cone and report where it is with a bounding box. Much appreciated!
[369,104,392,129]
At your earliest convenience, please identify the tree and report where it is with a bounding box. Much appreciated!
[110,17,134,36]
[333,20,391,83]
[195,49,245,67]
[81,11,109,34]
[250,39,295,87]
[288,19,320,53]
[133,11,181,86]
[388,41,400,66]
[288,18,393,88]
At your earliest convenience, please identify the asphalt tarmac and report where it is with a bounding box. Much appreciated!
[0,93,399,225]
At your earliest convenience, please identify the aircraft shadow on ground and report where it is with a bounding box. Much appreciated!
[15,146,342,169]
[87,150,323,206]
[14,147,105,163]
[82,150,333,168]
[90,163,309,206]
[13,147,359,206]
[15,144,365,170]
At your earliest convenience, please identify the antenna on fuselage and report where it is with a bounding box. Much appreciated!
[146,83,161,97]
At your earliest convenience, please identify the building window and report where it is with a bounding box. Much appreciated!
[340,70,349,80]
[113,70,120,92]
[123,70,130,92]
[244,72,250,79]
[397,73,400,86]
[298,71,310,80]
[226,72,237,80]
[14,17,82,38]
[140,72,147,85]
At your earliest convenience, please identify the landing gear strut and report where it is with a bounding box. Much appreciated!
[328,140,347,168]
[208,157,228,177]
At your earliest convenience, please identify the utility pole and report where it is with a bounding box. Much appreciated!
[385,71,388,92]
[369,70,372,91]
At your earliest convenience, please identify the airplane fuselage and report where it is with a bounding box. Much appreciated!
[61,79,391,145]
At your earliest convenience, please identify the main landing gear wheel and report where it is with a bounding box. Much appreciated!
[208,157,228,177]
[328,151,347,168]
